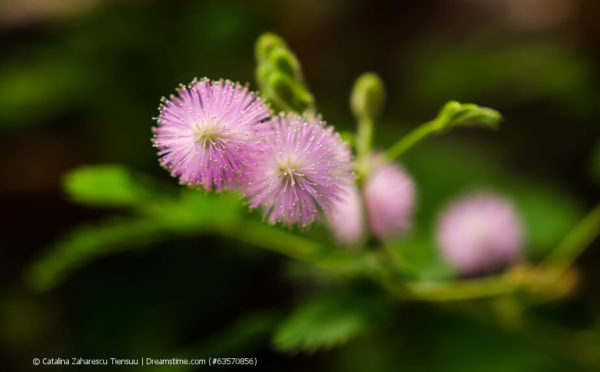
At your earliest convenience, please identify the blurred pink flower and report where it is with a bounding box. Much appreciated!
[152,78,271,190]
[328,183,364,244]
[363,160,416,239]
[244,114,353,227]
[436,192,523,275]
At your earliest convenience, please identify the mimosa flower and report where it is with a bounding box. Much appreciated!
[244,114,353,227]
[152,78,271,190]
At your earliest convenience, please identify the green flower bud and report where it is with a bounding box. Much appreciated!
[255,32,287,63]
[270,72,296,105]
[270,46,302,81]
[269,72,313,113]
[255,32,315,114]
[436,101,501,130]
[350,72,385,121]
[255,63,271,89]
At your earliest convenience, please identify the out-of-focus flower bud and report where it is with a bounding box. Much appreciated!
[436,192,523,275]
[363,159,416,239]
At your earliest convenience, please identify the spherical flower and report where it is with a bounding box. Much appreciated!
[363,160,416,239]
[244,114,353,227]
[436,192,524,275]
[328,183,364,244]
[152,78,271,190]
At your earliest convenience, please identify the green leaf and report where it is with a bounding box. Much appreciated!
[272,291,388,353]
[28,181,245,291]
[25,218,167,291]
[146,189,243,231]
[64,164,165,207]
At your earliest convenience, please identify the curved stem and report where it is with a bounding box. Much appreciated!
[385,118,440,161]
[544,202,600,279]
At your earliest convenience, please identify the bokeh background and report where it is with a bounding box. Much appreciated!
[2,0,600,370]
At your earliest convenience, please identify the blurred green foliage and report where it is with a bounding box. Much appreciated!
[273,289,389,352]
[409,43,597,115]
[27,165,246,291]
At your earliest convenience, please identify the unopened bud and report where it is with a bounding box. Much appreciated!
[255,32,286,63]
[270,47,302,81]
[350,72,385,121]
[270,72,313,113]
[437,101,501,130]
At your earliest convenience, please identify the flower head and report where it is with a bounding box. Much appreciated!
[363,159,416,239]
[244,114,353,227]
[328,183,364,244]
[436,192,523,275]
[152,78,271,190]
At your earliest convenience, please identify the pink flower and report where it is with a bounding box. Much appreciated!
[436,193,524,275]
[363,160,416,239]
[152,78,271,190]
[244,114,353,227]
[328,183,364,244]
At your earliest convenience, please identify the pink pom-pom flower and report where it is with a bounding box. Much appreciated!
[244,113,354,227]
[436,192,524,275]
[152,78,271,190]
[363,160,416,239]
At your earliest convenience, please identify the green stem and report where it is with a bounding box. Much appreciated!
[544,202,600,278]
[226,220,383,277]
[402,274,519,302]
[384,101,500,161]
[385,118,440,161]
[356,117,374,179]
[228,219,527,303]
[232,220,322,262]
